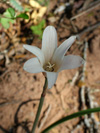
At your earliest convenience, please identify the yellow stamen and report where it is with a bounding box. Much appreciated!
[47,62,55,69]
[44,62,55,72]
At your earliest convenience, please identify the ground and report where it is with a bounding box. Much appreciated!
[0,0,100,133]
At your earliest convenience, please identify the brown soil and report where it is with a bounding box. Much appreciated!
[0,1,100,133]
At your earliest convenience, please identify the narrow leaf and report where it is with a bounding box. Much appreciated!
[42,107,100,133]
[16,13,29,19]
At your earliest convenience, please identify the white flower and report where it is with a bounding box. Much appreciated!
[23,26,84,89]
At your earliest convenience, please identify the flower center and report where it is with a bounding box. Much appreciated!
[44,62,55,72]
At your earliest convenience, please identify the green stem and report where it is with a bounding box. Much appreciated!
[31,77,48,133]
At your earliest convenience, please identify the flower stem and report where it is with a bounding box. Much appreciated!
[31,77,48,133]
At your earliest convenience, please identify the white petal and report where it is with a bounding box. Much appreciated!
[52,36,76,66]
[24,58,44,73]
[46,72,58,89]
[42,26,57,63]
[23,45,45,66]
[58,55,84,72]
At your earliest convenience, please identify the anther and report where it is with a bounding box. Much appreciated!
[47,62,55,69]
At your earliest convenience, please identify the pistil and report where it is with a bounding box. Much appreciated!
[44,62,55,72]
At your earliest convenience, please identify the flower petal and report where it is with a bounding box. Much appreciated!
[52,36,76,66]
[46,72,58,89]
[42,26,57,63]
[24,58,44,73]
[58,55,84,72]
[23,45,45,66]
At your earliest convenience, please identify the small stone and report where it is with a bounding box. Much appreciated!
[0,54,4,60]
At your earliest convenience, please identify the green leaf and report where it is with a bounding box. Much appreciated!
[25,8,30,12]
[30,20,46,39]
[0,17,14,29]
[42,107,100,133]
[9,0,23,11]
[8,8,15,18]
[16,13,29,19]
[4,9,12,18]
[0,8,15,29]
[34,0,49,6]
[0,18,10,29]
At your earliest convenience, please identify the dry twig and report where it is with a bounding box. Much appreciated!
[38,105,51,131]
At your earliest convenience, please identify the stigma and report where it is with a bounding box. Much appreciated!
[44,62,55,72]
